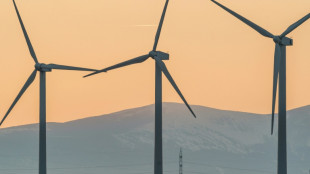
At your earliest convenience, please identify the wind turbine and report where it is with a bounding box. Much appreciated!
[0,1,97,174]
[84,0,196,174]
[210,0,310,173]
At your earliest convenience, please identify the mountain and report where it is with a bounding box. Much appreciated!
[0,102,309,174]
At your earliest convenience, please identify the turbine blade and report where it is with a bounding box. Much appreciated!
[271,44,281,135]
[280,13,310,37]
[12,0,39,63]
[0,69,37,126]
[84,54,150,78]
[153,0,170,51]
[48,64,97,71]
[154,56,196,118]
[210,0,274,38]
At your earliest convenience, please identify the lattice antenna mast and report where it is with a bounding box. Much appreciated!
[179,148,183,174]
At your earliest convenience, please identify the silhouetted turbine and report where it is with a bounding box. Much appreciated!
[0,1,97,174]
[84,0,196,174]
[211,0,309,174]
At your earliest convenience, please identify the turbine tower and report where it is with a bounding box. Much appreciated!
[0,1,97,174]
[84,0,196,174]
[210,1,310,174]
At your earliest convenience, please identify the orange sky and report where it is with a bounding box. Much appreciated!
[0,0,309,128]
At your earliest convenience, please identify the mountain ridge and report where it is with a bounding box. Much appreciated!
[3,102,310,130]
[0,102,309,174]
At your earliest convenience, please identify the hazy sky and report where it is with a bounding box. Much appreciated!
[0,0,309,127]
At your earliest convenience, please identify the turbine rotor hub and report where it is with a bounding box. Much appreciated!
[149,51,157,58]
[273,36,293,46]
[149,51,169,60]
[273,36,281,44]
[35,63,52,72]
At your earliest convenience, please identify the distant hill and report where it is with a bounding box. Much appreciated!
[0,102,309,174]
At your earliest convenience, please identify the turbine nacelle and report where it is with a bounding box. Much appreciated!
[35,63,52,72]
[149,51,169,60]
[273,36,293,46]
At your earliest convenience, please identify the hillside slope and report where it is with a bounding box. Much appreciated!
[0,103,309,174]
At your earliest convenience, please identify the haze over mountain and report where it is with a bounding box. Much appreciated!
[0,102,309,174]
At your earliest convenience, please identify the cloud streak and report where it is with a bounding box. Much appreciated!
[133,24,157,27]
